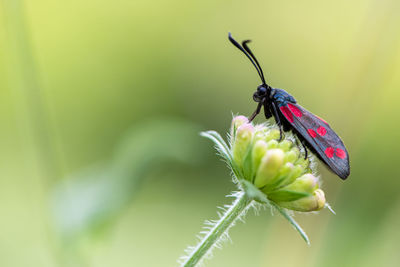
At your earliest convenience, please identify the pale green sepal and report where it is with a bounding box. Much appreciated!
[267,189,311,202]
[200,131,232,162]
[269,201,310,245]
[242,146,253,181]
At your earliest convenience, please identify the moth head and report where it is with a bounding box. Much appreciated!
[253,85,267,102]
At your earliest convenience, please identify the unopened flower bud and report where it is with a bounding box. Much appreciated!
[262,162,294,191]
[252,140,268,175]
[278,140,293,152]
[254,149,284,188]
[276,188,326,212]
[281,173,319,194]
[253,126,267,142]
[278,164,304,188]
[230,115,249,138]
[284,148,300,163]
[266,139,279,149]
[264,129,280,141]
[295,156,311,174]
[232,124,254,169]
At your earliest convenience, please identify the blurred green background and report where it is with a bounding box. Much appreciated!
[1,0,400,266]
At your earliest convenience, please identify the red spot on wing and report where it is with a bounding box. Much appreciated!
[325,147,334,158]
[317,126,327,136]
[288,103,302,117]
[307,129,317,138]
[335,148,346,159]
[280,106,294,123]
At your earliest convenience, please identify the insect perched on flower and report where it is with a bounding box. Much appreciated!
[228,33,350,179]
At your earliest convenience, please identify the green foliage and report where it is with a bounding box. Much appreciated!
[51,118,206,242]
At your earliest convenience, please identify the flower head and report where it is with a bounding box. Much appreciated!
[229,116,325,212]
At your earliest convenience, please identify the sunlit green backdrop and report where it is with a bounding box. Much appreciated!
[1,0,400,266]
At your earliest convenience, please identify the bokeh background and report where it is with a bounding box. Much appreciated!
[1,0,400,266]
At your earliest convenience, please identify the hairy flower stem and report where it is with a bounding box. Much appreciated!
[181,192,252,267]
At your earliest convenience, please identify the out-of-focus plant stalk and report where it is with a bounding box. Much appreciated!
[1,0,71,266]
[1,0,61,185]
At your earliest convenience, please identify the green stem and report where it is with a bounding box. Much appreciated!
[181,192,252,267]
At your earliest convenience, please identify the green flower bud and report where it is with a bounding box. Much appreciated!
[254,149,284,188]
[284,147,300,163]
[251,140,268,176]
[253,125,267,142]
[277,162,294,179]
[295,156,310,171]
[278,164,304,188]
[232,124,254,169]
[266,139,279,149]
[276,188,326,212]
[264,129,280,141]
[278,140,293,152]
[261,162,294,192]
[230,115,249,138]
[279,173,318,194]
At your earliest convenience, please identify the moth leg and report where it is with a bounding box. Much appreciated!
[301,139,308,159]
[263,102,272,119]
[248,100,264,122]
[271,102,284,141]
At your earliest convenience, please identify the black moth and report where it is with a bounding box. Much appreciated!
[228,33,350,180]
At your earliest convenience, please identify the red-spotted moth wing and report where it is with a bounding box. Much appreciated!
[279,103,350,179]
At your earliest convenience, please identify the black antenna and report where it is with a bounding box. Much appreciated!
[228,32,266,85]
[242,40,266,84]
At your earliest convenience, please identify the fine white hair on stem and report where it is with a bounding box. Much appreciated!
[178,191,255,267]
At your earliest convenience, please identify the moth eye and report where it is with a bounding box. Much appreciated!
[253,92,262,102]
[257,86,267,95]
